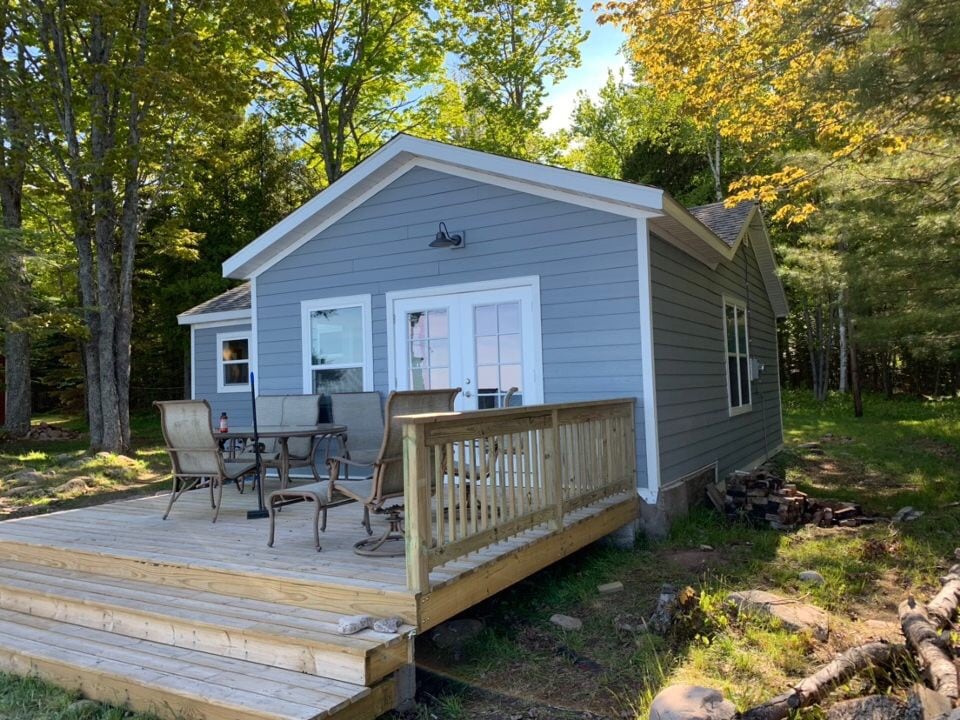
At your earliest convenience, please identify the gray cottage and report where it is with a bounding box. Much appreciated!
[178,134,788,525]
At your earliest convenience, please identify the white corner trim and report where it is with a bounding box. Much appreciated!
[636,218,662,498]
[215,331,252,394]
[189,326,196,400]
[250,276,259,396]
[299,294,374,394]
[177,308,251,326]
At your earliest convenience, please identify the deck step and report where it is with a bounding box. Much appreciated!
[0,608,395,720]
[0,559,411,686]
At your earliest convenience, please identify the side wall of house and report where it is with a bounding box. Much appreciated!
[651,226,783,495]
[192,322,254,425]
[253,166,653,489]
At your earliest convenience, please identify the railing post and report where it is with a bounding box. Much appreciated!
[546,409,563,531]
[403,422,431,594]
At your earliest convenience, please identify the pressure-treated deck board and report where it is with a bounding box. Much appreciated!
[0,559,412,685]
[0,608,394,720]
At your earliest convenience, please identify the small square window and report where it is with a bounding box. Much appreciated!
[217,334,250,393]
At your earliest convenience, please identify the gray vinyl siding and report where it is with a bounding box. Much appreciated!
[652,231,783,484]
[192,323,254,425]
[254,166,651,488]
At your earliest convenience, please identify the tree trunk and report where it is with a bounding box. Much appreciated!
[848,315,864,417]
[0,1,30,436]
[838,297,848,393]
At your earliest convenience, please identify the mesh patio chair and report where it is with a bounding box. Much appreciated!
[264,394,326,487]
[328,388,460,554]
[331,391,385,469]
[154,400,257,522]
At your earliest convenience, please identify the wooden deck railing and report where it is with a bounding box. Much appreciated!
[402,399,637,593]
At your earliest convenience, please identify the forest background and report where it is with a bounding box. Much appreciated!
[0,0,956,451]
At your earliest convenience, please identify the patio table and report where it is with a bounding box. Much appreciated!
[218,424,346,519]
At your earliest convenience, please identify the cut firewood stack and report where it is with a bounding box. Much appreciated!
[23,423,80,441]
[740,549,960,720]
[711,465,869,530]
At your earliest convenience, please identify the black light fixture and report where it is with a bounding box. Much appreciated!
[429,221,465,249]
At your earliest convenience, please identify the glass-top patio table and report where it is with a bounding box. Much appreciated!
[219,424,346,518]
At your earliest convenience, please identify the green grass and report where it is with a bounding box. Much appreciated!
[0,673,158,720]
[413,391,960,719]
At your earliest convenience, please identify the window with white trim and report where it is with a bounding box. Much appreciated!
[301,295,372,395]
[217,333,250,393]
[724,298,751,413]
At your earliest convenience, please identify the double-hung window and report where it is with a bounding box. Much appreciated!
[301,295,372,395]
[724,298,751,414]
[217,333,251,393]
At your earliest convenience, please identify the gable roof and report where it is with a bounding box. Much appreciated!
[689,201,756,247]
[218,133,786,316]
[177,282,251,325]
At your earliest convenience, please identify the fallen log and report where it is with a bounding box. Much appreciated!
[740,642,909,720]
[927,563,960,630]
[899,597,959,700]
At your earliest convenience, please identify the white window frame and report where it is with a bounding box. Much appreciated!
[216,332,252,394]
[723,295,752,416]
[300,294,373,395]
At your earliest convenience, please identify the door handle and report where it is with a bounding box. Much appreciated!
[463,390,473,398]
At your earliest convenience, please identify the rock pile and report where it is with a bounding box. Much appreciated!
[715,465,867,530]
[24,423,80,441]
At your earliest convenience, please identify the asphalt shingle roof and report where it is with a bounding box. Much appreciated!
[688,201,756,247]
[180,282,251,317]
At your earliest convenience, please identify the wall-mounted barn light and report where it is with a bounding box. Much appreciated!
[429,222,465,249]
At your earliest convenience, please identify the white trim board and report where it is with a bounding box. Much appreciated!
[177,309,251,326]
[636,218,662,498]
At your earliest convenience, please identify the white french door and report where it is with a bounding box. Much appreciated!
[390,281,542,411]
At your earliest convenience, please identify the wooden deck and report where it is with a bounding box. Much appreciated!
[0,483,637,720]
[0,398,640,720]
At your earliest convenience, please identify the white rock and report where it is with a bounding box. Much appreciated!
[598,581,624,594]
[799,570,826,585]
[727,589,830,641]
[649,684,736,720]
[549,613,583,631]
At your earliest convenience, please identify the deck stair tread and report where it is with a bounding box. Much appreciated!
[0,558,412,685]
[0,607,393,720]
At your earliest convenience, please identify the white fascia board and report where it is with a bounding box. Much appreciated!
[224,133,667,280]
[661,194,735,260]
[177,309,251,326]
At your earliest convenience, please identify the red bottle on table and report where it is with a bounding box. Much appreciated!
[219,412,228,433]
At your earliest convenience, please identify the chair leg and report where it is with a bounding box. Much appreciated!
[162,477,180,520]
[267,498,277,548]
[212,477,224,523]
[312,501,322,551]
[362,505,372,536]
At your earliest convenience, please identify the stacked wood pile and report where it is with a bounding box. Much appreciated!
[714,466,868,530]
[741,550,960,720]
[23,423,80,441]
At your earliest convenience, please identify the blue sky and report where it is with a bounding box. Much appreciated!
[542,2,629,132]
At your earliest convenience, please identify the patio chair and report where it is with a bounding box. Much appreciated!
[330,391,384,468]
[329,388,460,554]
[154,400,257,522]
[264,394,326,487]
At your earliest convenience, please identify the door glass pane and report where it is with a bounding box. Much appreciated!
[498,303,520,334]
[499,334,521,364]
[407,309,449,389]
[472,301,524,408]
[313,367,363,395]
[475,305,497,335]
[310,306,363,366]
[475,335,498,365]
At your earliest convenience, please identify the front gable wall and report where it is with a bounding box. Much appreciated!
[254,166,653,488]
[651,230,783,485]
